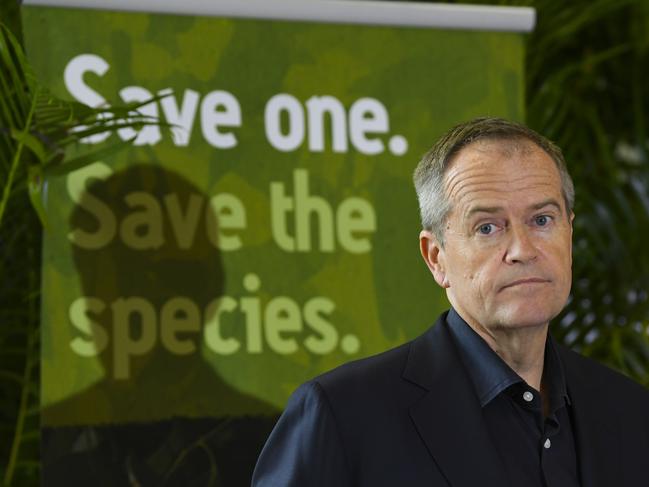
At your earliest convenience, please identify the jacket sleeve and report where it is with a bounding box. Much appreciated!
[251,380,353,487]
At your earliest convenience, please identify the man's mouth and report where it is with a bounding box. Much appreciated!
[500,278,550,291]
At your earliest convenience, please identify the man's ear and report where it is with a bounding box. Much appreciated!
[569,211,575,261]
[419,230,450,289]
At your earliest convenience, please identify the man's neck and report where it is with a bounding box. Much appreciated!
[466,320,548,391]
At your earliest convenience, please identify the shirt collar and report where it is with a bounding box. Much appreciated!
[446,308,570,409]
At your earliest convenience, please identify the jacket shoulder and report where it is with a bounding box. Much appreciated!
[315,339,414,394]
[312,315,448,407]
[558,344,649,409]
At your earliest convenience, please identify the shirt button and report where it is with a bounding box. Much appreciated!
[523,391,534,402]
[544,438,551,449]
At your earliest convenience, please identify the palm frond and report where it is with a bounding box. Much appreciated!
[0,23,169,228]
[0,18,168,486]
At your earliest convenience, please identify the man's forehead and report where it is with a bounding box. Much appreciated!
[449,136,540,164]
[445,136,559,182]
[443,137,565,212]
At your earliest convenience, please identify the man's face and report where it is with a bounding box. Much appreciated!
[420,138,573,335]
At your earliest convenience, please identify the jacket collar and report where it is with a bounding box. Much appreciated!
[557,346,622,487]
[403,312,510,487]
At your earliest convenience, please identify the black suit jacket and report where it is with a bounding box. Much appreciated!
[252,312,649,486]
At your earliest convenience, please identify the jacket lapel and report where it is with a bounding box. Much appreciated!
[559,347,622,487]
[404,314,509,487]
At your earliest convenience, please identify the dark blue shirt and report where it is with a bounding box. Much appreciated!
[447,309,581,487]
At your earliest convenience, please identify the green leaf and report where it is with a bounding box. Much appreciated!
[10,128,46,163]
[27,165,48,229]
[44,136,136,177]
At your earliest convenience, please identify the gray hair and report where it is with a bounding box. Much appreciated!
[413,117,575,245]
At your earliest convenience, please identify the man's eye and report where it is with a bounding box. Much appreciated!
[535,215,550,226]
[478,224,495,235]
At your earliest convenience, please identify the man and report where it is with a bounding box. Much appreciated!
[251,117,649,486]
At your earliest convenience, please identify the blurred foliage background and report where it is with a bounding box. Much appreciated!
[1,0,649,484]
[1,2,40,485]
[0,1,160,485]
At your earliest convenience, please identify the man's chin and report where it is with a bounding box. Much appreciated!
[490,306,559,332]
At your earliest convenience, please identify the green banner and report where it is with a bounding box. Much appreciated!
[24,2,528,484]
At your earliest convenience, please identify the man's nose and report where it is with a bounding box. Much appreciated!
[504,224,538,264]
